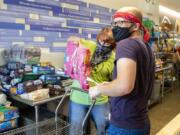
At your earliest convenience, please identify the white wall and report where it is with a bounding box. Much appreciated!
[45,0,159,68]
[40,48,65,68]
[0,0,159,67]
[48,0,159,67]
[85,0,159,24]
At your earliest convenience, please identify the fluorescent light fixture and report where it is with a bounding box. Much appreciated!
[159,5,180,18]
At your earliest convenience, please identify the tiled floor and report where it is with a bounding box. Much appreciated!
[149,87,180,135]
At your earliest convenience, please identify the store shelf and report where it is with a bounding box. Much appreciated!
[9,94,70,106]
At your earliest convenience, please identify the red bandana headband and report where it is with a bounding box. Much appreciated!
[113,12,150,43]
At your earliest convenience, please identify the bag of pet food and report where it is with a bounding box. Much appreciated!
[64,41,91,90]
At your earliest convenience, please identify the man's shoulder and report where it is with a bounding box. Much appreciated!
[117,38,140,45]
[116,38,140,50]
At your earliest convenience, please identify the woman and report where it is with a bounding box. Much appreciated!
[68,27,115,135]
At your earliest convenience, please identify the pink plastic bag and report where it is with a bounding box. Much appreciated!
[64,41,91,90]
[64,41,78,78]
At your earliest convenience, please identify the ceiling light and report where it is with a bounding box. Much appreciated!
[159,5,180,18]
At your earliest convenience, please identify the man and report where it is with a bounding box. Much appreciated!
[89,7,155,135]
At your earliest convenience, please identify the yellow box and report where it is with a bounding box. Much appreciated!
[29,13,39,20]
[33,37,45,42]
[16,18,25,24]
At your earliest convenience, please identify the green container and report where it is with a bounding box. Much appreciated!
[27,57,40,65]
[143,19,154,30]
[22,73,40,81]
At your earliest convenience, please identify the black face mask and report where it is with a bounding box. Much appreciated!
[112,26,133,42]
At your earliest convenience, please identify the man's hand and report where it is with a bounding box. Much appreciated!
[89,86,101,99]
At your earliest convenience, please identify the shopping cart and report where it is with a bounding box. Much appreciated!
[0,87,96,135]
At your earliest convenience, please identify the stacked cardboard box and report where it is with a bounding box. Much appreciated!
[0,106,19,132]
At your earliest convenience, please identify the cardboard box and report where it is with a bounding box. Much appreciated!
[0,118,18,132]
[0,106,19,123]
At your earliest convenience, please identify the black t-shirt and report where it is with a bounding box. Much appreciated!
[110,38,155,129]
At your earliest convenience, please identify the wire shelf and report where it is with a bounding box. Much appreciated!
[0,117,71,135]
[0,88,95,135]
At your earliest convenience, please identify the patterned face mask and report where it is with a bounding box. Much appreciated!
[90,41,112,68]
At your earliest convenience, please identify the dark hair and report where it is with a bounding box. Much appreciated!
[96,26,116,49]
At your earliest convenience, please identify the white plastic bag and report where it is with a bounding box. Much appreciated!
[20,89,49,101]
[0,94,7,105]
